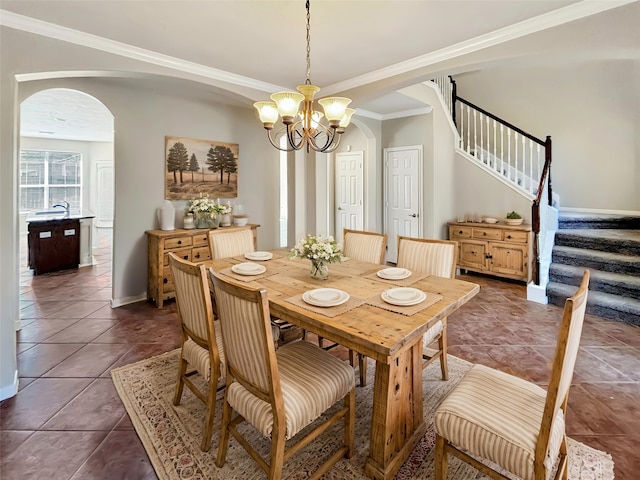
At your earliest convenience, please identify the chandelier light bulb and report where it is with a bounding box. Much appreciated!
[271,91,305,121]
[318,97,351,123]
[253,101,279,126]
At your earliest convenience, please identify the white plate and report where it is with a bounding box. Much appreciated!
[302,288,350,307]
[381,287,426,306]
[231,262,267,276]
[244,251,273,261]
[377,267,412,280]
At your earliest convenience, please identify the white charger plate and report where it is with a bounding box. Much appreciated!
[377,267,412,280]
[302,288,350,307]
[231,262,267,276]
[381,287,426,306]
[244,251,273,261]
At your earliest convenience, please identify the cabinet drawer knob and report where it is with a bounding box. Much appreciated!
[507,235,512,239]
[177,240,182,245]
[483,232,487,236]
[183,255,188,260]
[163,277,168,284]
[458,230,463,234]
[195,253,200,259]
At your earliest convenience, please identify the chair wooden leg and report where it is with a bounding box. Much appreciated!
[344,388,355,458]
[173,356,188,406]
[439,330,448,381]
[215,390,233,468]
[268,429,286,480]
[318,336,325,349]
[200,373,218,452]
[435,434,448,480]
[358,354,367,387]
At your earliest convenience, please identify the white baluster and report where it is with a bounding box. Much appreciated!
[500,124,505,178]
[514,131,519,187]
[479,113,484,163]
[528,140,533,194]
[524,136,530,193]
[536,144,541,191]
[466,106,471,154]
[459,103,465,150]
[507,129,512,184]
[493,119,497,171]
[473,109,477,158]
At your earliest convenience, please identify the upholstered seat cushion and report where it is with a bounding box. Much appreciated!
[434,364,565,480]
[227,340,355,440]
[422,320,443,347]
[181,320,226,383]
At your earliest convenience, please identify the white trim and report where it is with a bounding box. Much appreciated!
[356,106,433,121]
[0,370,19,401]
[0,10,283,94]
[559,207,640,216]
[322,0,636,95]
[110,293,147,308]
[527,282,549,305]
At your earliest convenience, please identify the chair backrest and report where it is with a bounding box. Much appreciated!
[396,236,458,279]
[168,253,217,350]
[536,269,589,469]
[208,228,255,259]
[342,228,387,264]
[210,271,280,400]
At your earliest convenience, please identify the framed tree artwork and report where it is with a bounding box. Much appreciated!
[164,136,239,200]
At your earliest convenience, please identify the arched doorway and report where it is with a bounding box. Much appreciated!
[19,88,115,318]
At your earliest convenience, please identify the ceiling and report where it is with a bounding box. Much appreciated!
[2,0,634,142]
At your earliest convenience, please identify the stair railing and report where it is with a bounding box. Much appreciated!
[430,76,553,285]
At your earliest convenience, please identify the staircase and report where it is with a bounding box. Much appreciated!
[547,213,640,325]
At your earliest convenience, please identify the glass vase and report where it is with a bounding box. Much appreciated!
[310,261,328,280]
[194,212,219,229]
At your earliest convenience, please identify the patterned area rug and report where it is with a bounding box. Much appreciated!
[111,348,614,480]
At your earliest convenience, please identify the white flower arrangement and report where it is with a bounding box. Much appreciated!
[187,197,227,215]
[289,234,343,265]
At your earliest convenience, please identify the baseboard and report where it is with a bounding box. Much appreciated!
[111,292,147,308]
[527,282,548,304]
[559,207,640,216]
[0,370,19,401]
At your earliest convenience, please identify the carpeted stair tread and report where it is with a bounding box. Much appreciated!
[552,245,640,275]
[558,213,640,229]
[554,229,640,256]
[549,264,640,299]
[547,282,640,326]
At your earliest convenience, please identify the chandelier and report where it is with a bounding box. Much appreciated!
[253,0,355,153]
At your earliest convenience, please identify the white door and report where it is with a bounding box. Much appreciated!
[95,161,114,228]
[335,151,363,243]
[384,146,422,263]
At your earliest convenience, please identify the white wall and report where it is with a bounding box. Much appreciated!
[454,61,639,211]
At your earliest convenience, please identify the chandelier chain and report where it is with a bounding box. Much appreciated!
[305,0,311,85]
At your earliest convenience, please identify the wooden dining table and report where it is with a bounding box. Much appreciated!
[206,249,480,480]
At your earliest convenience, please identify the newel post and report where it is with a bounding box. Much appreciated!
[545,136,552,206]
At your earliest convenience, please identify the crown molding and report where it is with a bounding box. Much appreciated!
[0,9,285,95]
[2,0,634,98]
[355,106,432,121]
[322,0,636,95]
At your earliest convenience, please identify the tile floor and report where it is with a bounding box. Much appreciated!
[1,229,639,479]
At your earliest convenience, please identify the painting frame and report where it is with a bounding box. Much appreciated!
[164,135,239,200]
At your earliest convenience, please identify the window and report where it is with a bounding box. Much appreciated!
[20,150,82,213]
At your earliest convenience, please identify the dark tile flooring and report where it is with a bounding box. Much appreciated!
[2,229,639,479]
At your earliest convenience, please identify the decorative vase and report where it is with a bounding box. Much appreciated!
[220,212,231,227]
[194,212,219,229]
[157,200,175,231]
[183,214,195,229]
[310,260,328,280]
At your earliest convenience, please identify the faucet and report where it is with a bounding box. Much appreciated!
[52,200,70,212]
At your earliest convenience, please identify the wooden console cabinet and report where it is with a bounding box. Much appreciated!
[448,222,533,283]
[146,224,259,307]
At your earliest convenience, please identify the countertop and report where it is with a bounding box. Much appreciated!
[26,210,96,223]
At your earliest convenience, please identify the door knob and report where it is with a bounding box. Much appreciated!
[338,207,343,210]
[409,213,418,218]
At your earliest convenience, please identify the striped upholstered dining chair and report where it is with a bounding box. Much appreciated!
[321,228,388,386]
[210,271,356,480]
[434,270,590,480]
[168,253,225,452]
[207,227,255,259]
[396,235,458,380]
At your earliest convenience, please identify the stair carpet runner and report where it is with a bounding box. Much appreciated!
[547,214,640,325]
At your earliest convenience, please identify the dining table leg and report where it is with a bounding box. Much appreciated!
[365,339,426,480]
